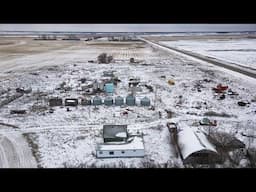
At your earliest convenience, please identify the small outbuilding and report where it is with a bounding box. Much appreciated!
[104,97,113,106]
[49,97,63,107]
[65,98,78,106]
[104,83,114,93]
[140,97,150,106]
[115,96,124,106]
[126,95,136,106]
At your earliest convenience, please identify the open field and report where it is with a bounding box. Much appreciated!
[0,36,255,168]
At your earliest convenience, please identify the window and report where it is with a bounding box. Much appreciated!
[109,151,114,155]
[121,151,125,154]
[99,152,103,154]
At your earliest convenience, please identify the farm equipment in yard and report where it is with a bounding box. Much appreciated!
[199,118,217,126]
[212,84,228,93]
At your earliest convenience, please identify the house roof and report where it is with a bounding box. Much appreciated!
[178,125,217,160]
[97,136,144,151]
[103,125,128,139]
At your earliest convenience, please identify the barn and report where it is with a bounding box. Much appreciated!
[178,126,221,165]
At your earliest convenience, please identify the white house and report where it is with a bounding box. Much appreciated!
[96,136,145,158]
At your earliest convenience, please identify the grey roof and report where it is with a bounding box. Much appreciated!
[103,125,128,139]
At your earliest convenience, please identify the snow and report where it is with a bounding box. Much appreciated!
[160,39,256,70]
[0,37,256,167]
[115,132,127,138]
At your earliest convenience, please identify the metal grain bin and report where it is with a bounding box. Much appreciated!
[126,95,136,106]
[140,97,150,106]
[104,97,113,106]
[92,96,102,105]
[115,96,124,106]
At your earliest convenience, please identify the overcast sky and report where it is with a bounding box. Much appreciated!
[0,24,256,32]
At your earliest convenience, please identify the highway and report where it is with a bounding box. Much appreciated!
[140,37,256,79]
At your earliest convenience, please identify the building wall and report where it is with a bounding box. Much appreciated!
[96,149,145,158]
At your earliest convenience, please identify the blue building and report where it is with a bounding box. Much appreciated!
[104,83,114,93]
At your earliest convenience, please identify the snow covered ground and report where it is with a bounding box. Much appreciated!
[0,37,256,168]
[160,39,256,70]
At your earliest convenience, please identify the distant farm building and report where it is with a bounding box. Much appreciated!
[104,83,114,94]
[65,98,78,106]
[103,71,115,77]
[49,97,62,107]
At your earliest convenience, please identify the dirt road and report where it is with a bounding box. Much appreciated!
[0,131,37,168]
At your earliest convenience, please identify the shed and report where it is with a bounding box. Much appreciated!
[140,97,150,106]
[103,125,128,143]
[96,136,145,158]
[92,96,102,105]
[65,98,78,106]
[104,83,114,93]
[178,127,221,164]
[81,98,91,106]
[115,96,124,106]
[49,97,62,107]
[104,97,113,106]
[126,95,136,106]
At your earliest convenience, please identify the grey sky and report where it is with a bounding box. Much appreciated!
[0,24,256,32]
